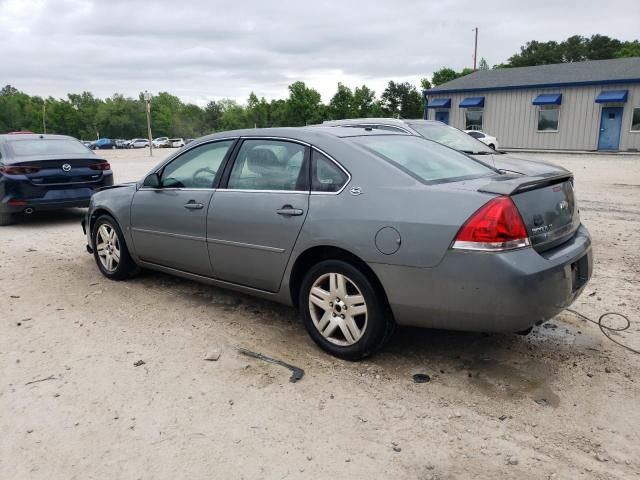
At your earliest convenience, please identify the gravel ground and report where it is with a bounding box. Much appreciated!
[1,148,639,480]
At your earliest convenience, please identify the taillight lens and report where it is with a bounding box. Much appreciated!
[90,162,111,171]
[0,165,41,175]
[452,196,530,251]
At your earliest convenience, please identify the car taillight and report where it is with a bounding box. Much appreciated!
[0,165,41,175]
[452,196,530,251]
[90,162,111,171]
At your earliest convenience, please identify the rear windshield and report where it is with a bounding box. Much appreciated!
[407,123,494,154]
[8,139,90,156]
[350,135,494,184]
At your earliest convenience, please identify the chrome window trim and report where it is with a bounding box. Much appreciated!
[138,187,217,192]
[218,189,309,195]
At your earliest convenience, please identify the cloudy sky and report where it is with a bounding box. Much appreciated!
[1,0,638,105]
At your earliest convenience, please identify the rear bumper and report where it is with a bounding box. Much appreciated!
[372,225,593,332]
[0,173,113,214]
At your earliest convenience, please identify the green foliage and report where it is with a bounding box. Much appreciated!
[615,40,640,58]
[420,78,432,91]
[285,81,324,126]
[328,83,354,120]
[507,34,633,67]
[431,67,473,86]
[478,58,489,71]
[380,81,423,118]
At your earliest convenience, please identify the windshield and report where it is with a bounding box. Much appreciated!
[8,138,91,156]
[407,123,494,154]
[350,135,495,184]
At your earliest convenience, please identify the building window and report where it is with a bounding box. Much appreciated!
[631,107,640,132]
[464,110,483,130]
[537,108,559,132]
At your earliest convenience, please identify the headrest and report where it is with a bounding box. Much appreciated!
[246,148,286,175]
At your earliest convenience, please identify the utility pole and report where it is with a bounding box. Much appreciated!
[473,27,479,71]
[143,90,153,157]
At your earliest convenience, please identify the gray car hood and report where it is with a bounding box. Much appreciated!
[471,153,568,176]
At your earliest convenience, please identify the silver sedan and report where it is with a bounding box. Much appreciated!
[82,127,592,360]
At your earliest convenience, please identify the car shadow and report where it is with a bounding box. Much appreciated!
[7,208,86,227]
[125,268,594,407]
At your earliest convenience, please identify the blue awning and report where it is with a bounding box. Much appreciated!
[459,97,485,108]
[533,93,562,105]
[595,90,628,103]
[427,98,451,109]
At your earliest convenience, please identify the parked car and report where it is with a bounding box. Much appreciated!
[81,140,94,148]
[169,138,185,148]
[91,138,117,150]
[465,130,499,150]
[0,134,113,225]
[152,137,170,148]
[128,138,149,149]
[115,139,129,149]
[82,127,591,360]
[321,119,563,176]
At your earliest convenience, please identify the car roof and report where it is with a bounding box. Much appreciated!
[321,118,445,127]
[201,126,407,143]
[0,133,78,143]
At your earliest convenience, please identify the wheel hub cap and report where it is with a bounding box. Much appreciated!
[308,273,368,346]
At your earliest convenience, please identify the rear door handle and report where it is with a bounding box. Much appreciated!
[276,205,304,216]
[184,201,204,210]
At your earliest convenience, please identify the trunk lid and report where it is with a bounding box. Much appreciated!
[476,172,580,252]
[7,155,108,186]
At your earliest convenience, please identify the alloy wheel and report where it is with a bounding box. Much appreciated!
[96,224,121,272]
[308,272,368,346]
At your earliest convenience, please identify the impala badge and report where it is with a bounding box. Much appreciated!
[62,163,72,172]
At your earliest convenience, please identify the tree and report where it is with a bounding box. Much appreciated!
[616,40,640,58]
[246,92,270,128]
[420,77,432,91]
[478,58,489,71]
[431,67,474,86]
[381,81,423,118]
[285,81,324,126]
[508,40,564,67]
[352,85,377,117]
[328,83,354,120]
[585,34,622,60]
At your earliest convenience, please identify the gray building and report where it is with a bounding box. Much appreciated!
[424,57,640,152]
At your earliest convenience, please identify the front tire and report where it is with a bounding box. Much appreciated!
[299,259,393,360]
[91,215,138,280]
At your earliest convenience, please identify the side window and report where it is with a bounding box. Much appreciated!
[227,139,307,191]
[160,140,233,188]
[311,150,348,193]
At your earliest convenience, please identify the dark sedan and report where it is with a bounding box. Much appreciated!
[0,134,113,225]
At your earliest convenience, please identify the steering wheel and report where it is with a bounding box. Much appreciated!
[192,167,217,187]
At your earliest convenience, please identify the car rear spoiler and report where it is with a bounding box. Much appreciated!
[477,172,573,196]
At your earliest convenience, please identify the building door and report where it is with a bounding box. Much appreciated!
[435,111,449,124]
[597,107,623,150]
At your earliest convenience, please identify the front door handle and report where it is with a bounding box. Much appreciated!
[184,201,204,210]
[276,205,304,216]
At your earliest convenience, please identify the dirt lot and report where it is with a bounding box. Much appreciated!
[1,148,639,480]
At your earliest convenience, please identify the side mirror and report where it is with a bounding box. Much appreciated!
[143,173,161,188]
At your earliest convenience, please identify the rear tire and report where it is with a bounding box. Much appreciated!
[91,215,138,280]
[0,212,14,226]
[299,259,394,360]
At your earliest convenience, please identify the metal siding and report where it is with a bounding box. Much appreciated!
[427,82,640,150]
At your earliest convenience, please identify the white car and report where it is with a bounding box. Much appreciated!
[152,136,170,148]
[128,138,149,149]
[464,130,499,150]
[169,138,185,148]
